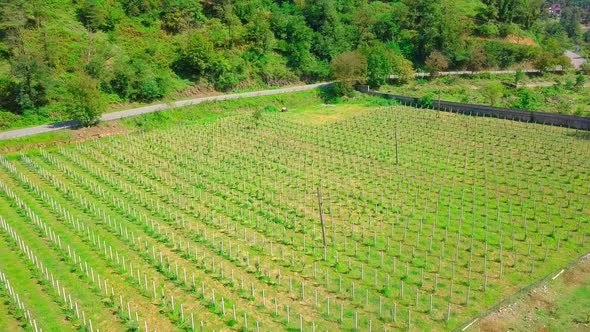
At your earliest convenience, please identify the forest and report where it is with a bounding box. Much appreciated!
[0,0,588,127]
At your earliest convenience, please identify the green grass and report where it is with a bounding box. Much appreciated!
[0,92,588,331]
[543,282,590,330]
[119,89,330,130]
[0,89,333,154]
[0,297,25,332]
[0,131,73,155]
[478,258,590,331]
[0,237,75,332]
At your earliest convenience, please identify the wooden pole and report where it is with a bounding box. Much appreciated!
[395,122,399,166]
[317,187,327,261]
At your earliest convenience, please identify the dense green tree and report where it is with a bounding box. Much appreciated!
[121,0,159,17]
[0,0,580,125]
[404,0,444,60]
[77,0,105,32]
[65,73,105,126]
[304,0,352,60]
[330,50,367,83]
[330,49,367,96]
[372,2,409,50]
[514,0,544,29]
[362,43,413,87]
[480,0,544,28]
[174,33,216,80]
[483,40,540,68]
[244,10,275,55]
[560,7,582,38]
[480,0,518,23]
[271,9,315,72]
[217,0,243,48]
[160,0,204,33]
[439,0,472,65]
[10,43,50,111]
[351,1,376,47]
[535,52,571,71]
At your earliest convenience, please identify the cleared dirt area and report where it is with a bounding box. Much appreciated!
[71,121,129,142]
[476,254,590,332]
[504,34,537,46]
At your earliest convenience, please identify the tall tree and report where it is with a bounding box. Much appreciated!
[403,0,444,60]
[160,0,204,34]
[77,0,105,32]
[560,7,582,38]
[65,72,105,127]
[351,1,376,47]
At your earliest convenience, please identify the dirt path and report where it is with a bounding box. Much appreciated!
[474,253,590,332]
[0,82,332,140]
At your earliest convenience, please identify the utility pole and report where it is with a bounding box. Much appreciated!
[317,187,327,261]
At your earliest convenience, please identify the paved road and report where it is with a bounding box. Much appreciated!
[388,68,563,79]
[0,82,332,140]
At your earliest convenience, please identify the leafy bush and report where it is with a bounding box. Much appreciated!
[511,89,541,111]
[160,0,204,34]
[174,34,216,80]
[330,50,367,84]
[105,57,171,102]
[260,60,298,86]
[318,84,344,103]
[0,110,20,130]
[139,76,168,101]
[209,54,241,91]
[65,73,106,127]
[477,22,499,37]
[263,105,280,113]
[425,51,449,77]
[481,82,504,106]
[483,40,540,68]
[420,94,434,108]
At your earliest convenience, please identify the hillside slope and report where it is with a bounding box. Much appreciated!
[0,0,581,129]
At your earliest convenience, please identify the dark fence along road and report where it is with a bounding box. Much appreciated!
[361,89,590,130]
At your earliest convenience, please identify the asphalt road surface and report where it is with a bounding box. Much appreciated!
[0,82,331,140]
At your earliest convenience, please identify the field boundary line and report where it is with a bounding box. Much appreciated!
[451,251,590,332]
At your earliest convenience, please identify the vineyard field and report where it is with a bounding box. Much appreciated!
[0,103,589,332]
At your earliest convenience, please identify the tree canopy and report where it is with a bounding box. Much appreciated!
[0,0,585,126]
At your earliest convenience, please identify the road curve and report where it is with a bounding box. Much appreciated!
[0,82,332,140]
